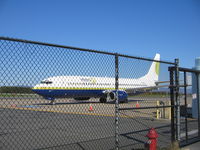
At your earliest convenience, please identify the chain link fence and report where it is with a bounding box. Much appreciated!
[0,37,176,150]
[174,67,200,147]
[117,56,175,149]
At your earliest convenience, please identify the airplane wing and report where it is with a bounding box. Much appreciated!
[155,81,170,85]
[125,83,191,94]
[124,85,170,94]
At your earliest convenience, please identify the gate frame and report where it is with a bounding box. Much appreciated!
[169,66,200,146]
[169,59,181,143]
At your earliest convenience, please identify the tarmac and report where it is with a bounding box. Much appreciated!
[181,141,200,150]
[0,95,196,149]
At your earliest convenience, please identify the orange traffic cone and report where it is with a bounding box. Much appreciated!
[89,104,93,111]
[136,101,140,108]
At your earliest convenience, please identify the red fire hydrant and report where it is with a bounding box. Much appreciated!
[146,128,158,150]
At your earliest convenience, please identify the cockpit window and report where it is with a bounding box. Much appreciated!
[41,80,53,84]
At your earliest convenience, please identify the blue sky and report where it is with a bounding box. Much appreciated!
[0,0,200,68]
[0,40,169,86]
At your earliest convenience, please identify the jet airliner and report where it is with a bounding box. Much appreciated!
[32,54,160,104]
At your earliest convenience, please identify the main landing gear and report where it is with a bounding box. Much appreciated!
[50,99,55,105]
[99,97,107,103]
[46,97,55,105]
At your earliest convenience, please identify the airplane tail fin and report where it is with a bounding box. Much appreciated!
[143,53,160,84]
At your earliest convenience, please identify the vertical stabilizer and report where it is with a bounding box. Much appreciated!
[143,53,160,85]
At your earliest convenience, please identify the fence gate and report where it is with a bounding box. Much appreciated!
[169,66,200,147]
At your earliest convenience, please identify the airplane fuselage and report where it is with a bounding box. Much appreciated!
[32,54,160,103]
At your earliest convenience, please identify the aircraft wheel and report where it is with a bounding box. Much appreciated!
[50,100,55,105]
[100,97,107,103]
[120,98,128,103]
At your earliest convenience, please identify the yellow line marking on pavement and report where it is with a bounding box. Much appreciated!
[1,106,132,118]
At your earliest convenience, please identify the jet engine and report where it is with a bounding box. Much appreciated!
[109,90,128,103]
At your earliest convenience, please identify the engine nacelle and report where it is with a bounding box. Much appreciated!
[109,90,128,103]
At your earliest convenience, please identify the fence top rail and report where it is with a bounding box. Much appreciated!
[0,36,175,65]
[169,66,200,74]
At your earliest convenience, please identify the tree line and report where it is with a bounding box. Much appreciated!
[0,86,34,94]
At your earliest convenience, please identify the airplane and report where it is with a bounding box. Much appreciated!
[32,54,161,104]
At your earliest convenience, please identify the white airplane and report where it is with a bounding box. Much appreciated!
[32,54,160,104]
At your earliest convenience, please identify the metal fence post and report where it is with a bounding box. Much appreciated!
[184,71,188,141]
[169,67,175,142]
[196,73,200,137]
[175,59,180,142]
[115,53,119,150]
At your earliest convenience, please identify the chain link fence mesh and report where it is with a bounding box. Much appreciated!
[0,37,176,150]
[179,71,199,146]
[118,56,174,149]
